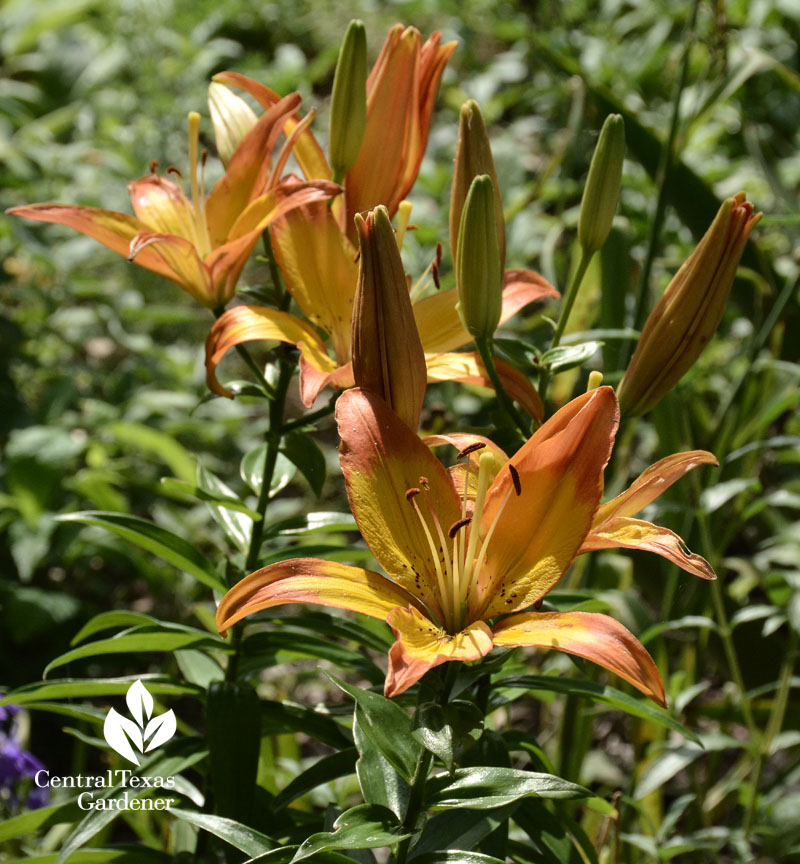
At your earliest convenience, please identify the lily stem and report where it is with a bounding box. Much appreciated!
[539,248,593,405]
[476,336,529,440]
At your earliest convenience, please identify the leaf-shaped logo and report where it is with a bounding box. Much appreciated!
[103,680,177,765]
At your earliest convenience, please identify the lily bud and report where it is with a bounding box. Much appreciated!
[618,193,761,416]
[352,206,427,429]
[455,175,503,341]
[577,114,625,255]
[329,19,368,181]
[450,100,505,269]
[208,82,258,166]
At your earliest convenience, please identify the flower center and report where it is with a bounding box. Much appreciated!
[406,447,521,633]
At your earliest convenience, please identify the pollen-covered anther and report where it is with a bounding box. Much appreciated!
[432,263,441,290]
[448,517,472,538]
[458,442,486,459]
[509,463,522,496]
[419,476,430,489]
[149,160,159,174]
[201,148,209,166]
[167,165,182,177]
[436,241,443,267]
[405,487,421,501]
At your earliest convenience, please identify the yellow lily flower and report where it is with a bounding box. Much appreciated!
[8,95,337,309]
[217,386,686,705]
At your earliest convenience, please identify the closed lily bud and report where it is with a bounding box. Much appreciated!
[618,192,761,416]
[578,114,625,255]
[208,82,258,166]
[455,175,503,341]
[329,19,368,181]
[353,206,427,429]
[450,100,505,269]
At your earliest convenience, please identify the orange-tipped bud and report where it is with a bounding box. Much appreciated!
[329,19,368,181]
[450,99,505,269]
[208,82,258,166]
[618,193,761,416]
[352,206,427,429]
[455,175,503,341]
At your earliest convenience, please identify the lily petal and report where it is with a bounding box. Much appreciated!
[298,359,354,409]
[128,231,212,305]
[205,92,302,247]
[593,450,718,524]
[205,305,333,398]
[580,516,716,580]
[271,196,358,363]
[337,388,462,620]
[415,270,558,355]
[6,203,174,281]
[213,71,331,182]
[424,433,509,502]
[128,175,198,239]
[425,351,543,423]
[216,558,418,636]
[492,610,666,706]
[385,605,493,697]
[475,387,619,618]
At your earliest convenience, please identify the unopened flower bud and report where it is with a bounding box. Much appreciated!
[450,100,505,269]
[578,114,625,254]
[455,175,503,341]
[353,205,427,429]
[208,82,258,166]
[618,193,761,416]
[329,19,368,182]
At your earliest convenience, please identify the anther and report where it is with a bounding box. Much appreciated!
[419,476,429,489]
[448,517,471,538]
[167,165,182,177]
[436,241,443,267]
[405,487,420,501]
[509,463,522,496]
[458,442,486,459]
[432,263,441,290]
[201,148,209,166]
[149,160,159,174]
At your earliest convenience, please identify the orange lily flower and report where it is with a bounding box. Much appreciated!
[217,386,687,705]
[8,96,337,309]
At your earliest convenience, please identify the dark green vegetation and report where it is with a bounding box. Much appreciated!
[2,1,799,862]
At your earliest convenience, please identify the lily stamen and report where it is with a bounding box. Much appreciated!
[406,488,452,628]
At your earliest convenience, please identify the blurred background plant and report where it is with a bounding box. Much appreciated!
[1,0,799,862]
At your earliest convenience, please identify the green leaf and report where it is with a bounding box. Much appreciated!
[106,421,196,483]
[412,854,507,864]
[198,464,253,554]
[240,630,383,684]
[427,768,591,809]
[281,430,327,496]
[5,849,172,864]
[264,512,357,537]
[540,341,603,373]
[512,799,588,864]
[171,808,276,857]
[411,701,484,772]
[409,807,515,859]
[261,700,351,750]
[159,477,262,519]
[175,649,225,688]
[240,444,295,497]
[70,611,160,646]
[330,674,422,781]
[293,804,412,861]
[495,675,701,744]
[0,798,85,843]
[354,707,409,820]
[0,676,202,707]
[273,748,358,812]
[45,624,230,677]
[56,511,224,592]
[640,615,721,645]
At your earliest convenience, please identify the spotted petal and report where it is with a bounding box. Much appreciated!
[492,610,666,705]
[385,605,493,697]
[216,558,418,636]
[474,387,619,618]
[337,388,462,621]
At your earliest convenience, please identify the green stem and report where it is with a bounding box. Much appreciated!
[626,0,700,352]
[476,336,529,440]
[212,305,275,398]
[539,248,593,404]
[281,395,337,433]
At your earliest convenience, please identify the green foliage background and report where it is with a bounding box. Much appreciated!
[1,0,799,861]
